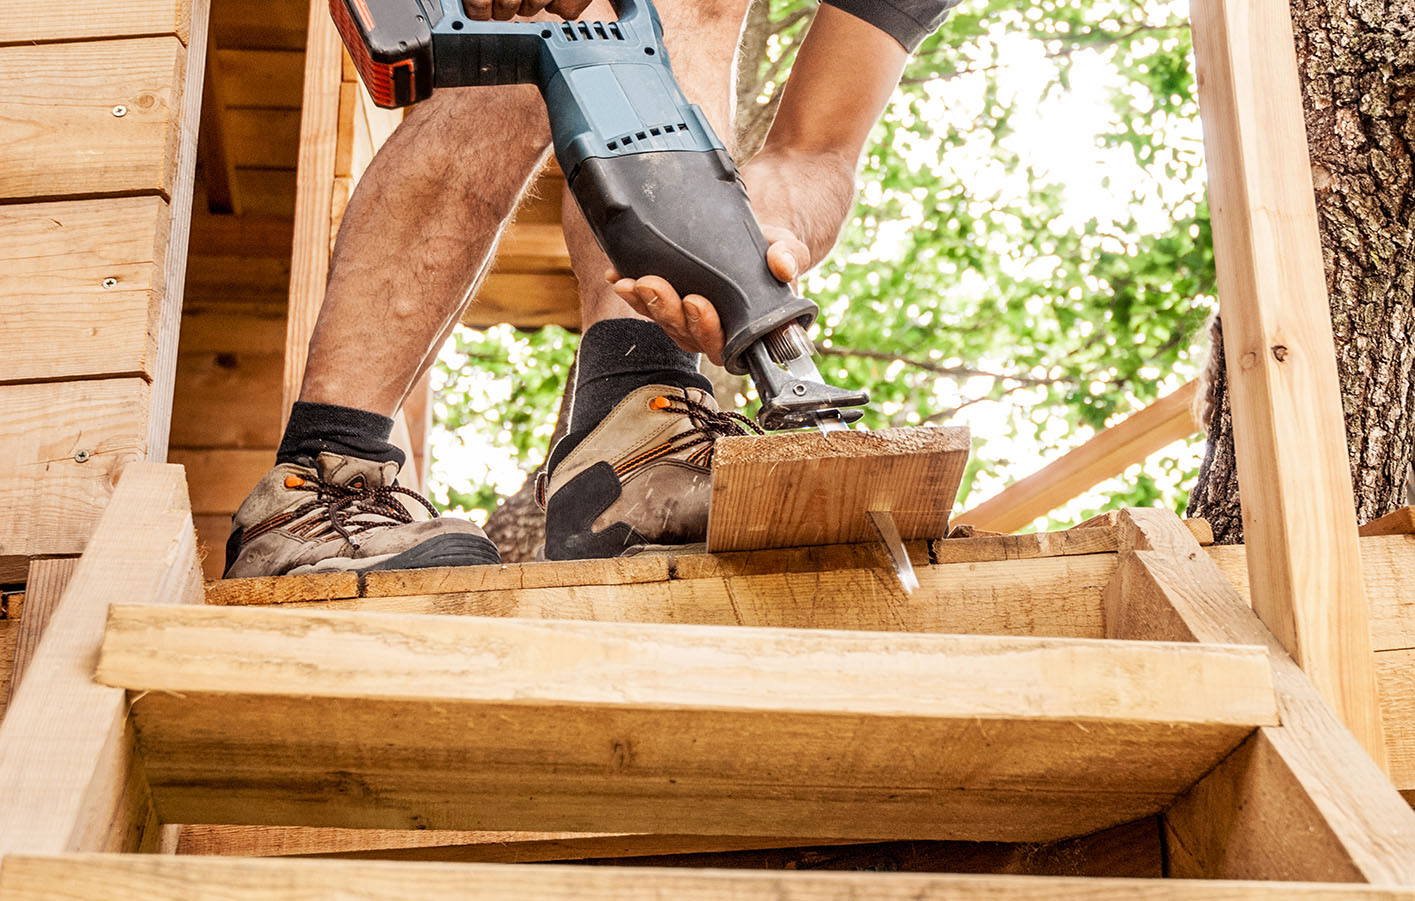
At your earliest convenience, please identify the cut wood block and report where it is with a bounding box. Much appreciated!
[99,605,1275,841]
[0,198,170,383]
[0,1,189,44]
[707,427,969,552]
[11,855,1415,900]
[0,380,150,558]
[1361,507,1415,538]
[0,38,186,201]
[207,550,1114,641]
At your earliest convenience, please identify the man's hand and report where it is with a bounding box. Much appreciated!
[607,224,810,368]
[462,0,592,21]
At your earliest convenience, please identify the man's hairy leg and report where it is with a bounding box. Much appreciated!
[299,84,551,417]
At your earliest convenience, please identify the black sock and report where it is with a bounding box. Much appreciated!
[276,401,406,467]
[550,319,713,470]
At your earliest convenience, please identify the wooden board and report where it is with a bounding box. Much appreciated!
[0,380,150,558]
[99,605,1273,842]
[0,1,189,45]
[1361,507,1415,538]
[170,352,284,449]
[0,464,201,856]
[168,450,272,515]
[0,38,186,201]
[4,559,79,710]
[7,854,1415,899]
[957,382,1199,533]
[1191,0,1385,762]
[0,198,169,384]
[1104,509,1415,882]
[1377,649,1415,795]
[208,547,1114,641]
[213,49,305,109]
[223,108,302,169]
[707,427,969,552]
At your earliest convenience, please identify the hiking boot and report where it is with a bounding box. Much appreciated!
[540,384,760,560]
[223,451,500,578]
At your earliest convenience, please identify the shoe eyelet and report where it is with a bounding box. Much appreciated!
[284,475,305,489]
[649,396,671,411]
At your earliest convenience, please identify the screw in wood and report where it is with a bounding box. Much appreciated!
[101,277,117,289]
[111,105,127,117]
[73,450,91,463]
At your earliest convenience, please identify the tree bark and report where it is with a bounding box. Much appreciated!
[1188,0,1415,539]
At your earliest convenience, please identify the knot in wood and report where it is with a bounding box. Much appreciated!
[1271,345,1290,363]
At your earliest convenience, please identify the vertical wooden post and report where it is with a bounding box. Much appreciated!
[1190,0,1386,764]
[282,0,344,420]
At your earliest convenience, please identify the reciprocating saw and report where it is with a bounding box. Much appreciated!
[330,0,868,431]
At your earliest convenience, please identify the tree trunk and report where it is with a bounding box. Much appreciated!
[1188,0,1415,540]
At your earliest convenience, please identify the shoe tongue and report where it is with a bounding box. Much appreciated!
[314,452,399,490]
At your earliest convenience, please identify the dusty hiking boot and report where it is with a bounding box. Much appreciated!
[540,384,761,560]
[224,452,500,578]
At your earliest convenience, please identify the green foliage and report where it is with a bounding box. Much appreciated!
[433,0,1215,529]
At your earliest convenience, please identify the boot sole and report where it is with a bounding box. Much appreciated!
[287,533,501,576]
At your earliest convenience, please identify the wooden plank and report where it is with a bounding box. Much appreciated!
[209,0,308,51]
[1191,0,1385,762]
[100,605,1273,841]
[1361,507,1415,538]
[0,1,189,45]
[214,49,305,109]
[4,559,80,710]
[10,854,1415,899]
[176,827,859,862]
[0,464,202,855]
[1105,508,1415,882]
[224,107,302,169]
[493,222,573,273]
[956,382,1199,533]
[282,0,344,416]
[934,523,1118,563]
[170,352,283,449]
[1207,535,1415,653]
[230,168,297,218]
[178,303,287,355]
[1377,649,1415,796]
[146,0,211,463]
[197,44,238,214]
[466,271,581,329]
[0,38,185,201]
[168,450,273,515]
[208,550,1113,641]
[0,380,150,558]
[0,198,169,384]
[707,427,969,552]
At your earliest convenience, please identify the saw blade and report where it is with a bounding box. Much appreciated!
[867,509,918,595]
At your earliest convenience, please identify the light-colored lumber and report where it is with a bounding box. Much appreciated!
[0,379,151,558]
[1105,508,1415,882]
[1190,0,1385,762]
[494,222,574,273]
[0,464,202,855]
[146,0,210,463]
[6,855,1415,900]
[0,198,169,384]
[956,381,1199,533]
[707,426,969,552]
[4,558,79,710]
[933,522,1118,563]
[0,1,188,45]
[101,605,1274,841]
[176,827,855,862]
[0,38,185,201]
[282,1,347,417]
[168,449,274,515]
[1362,507,1415,538]
[467,271,582,329]
[1377,650,1415,797]
[208,550,1113,640]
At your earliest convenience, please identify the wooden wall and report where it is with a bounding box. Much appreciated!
[0,0,210,578]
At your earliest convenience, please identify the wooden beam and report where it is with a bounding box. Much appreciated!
[0,38,186,201]
[282,0,344,417]
[196,43,238,214]
[6,854,1415,899]
[213,49,306,109]
[955,381,1199,533]
[0,198,169,385]
[0,464,202,855]
[0,379,151,558]
[4,558,79,710]
[1190,0,1385,761]
[99,605,1274,842]
[208,546,1115,641]
[167,450,274,515]
[467,272,581,329]
[0,0,190,46]
[707,427,969,552]
[0,589,24,721]
[1361,507,1415,538]
[1104,508,1415,882]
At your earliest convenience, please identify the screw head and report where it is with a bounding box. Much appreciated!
[73,449,91,463]
[111,105,127,117]
[101,277,117,289]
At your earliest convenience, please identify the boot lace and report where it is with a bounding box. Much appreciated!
[281,473,439,548]
[654,391,763,467]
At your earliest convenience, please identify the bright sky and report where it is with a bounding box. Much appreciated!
[429,3,1210,531]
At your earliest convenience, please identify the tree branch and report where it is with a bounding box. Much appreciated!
[814,343,1075,387]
